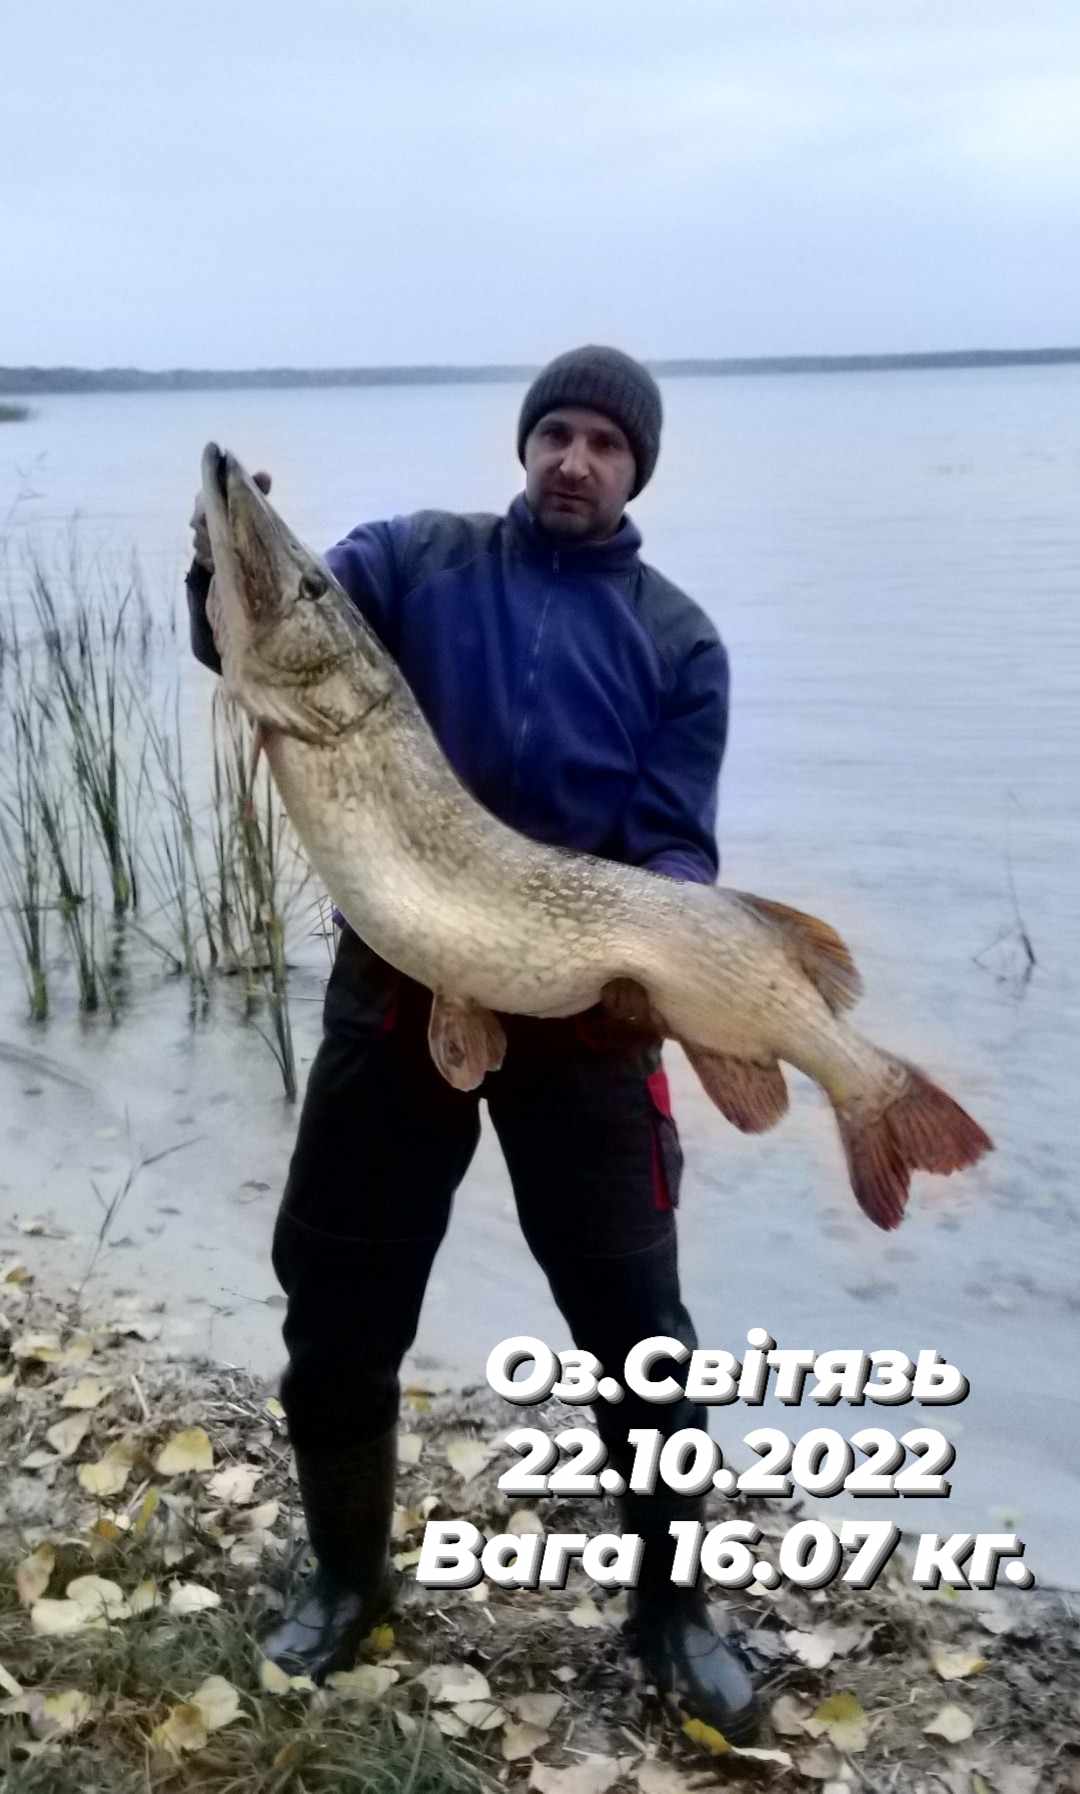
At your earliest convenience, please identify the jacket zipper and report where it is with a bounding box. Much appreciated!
[511,551,559,814]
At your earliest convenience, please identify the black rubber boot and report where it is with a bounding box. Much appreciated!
[260,1426,397,1683]
[621,1493,759,1746]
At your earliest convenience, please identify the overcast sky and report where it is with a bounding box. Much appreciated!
[4,0,1079,367]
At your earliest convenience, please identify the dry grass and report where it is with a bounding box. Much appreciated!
[1,1272,1078,1793]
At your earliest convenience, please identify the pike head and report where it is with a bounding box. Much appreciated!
[200,443,393,744]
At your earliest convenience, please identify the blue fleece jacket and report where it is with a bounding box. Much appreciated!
[188,493,728,882]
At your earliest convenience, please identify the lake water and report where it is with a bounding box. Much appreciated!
[2,368,1078,1586]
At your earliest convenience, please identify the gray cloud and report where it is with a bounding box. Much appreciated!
[3,0,1079,364]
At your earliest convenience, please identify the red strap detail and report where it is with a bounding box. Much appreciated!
[647,1066,675,1211]
[646,1066,673,1118]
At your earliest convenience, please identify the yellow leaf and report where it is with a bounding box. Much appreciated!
[89,1518,124,1548]
[513,1694,564,1727]
[929,1645,986,1681]
[416,1664,491,1704]
[15,1544,55,1606]
[32,1690,95,1738]
[207,1463,260,1505]
[398,1433,424,1466]
[503,1721,551,1760]
[12,1333,64,1363]
[155,1427,214,1475]
[404,1389,432,1413]
[66,1575,130,1619]
[568,1597,608,1629]
[45,1412,91,1459]
[259,1658,316,1695]
[681,1716,731,1755]
[30,1599,108,1636]
[190,1675,241,1732]
[167,1581,221,1615]
[326,1665,399,1699]
[924,1704,975,1743]
[78,1437,139,1498]
[454,1699,506,1730]
[367,1624,395,1653]
[133,1487,160,1535]
[60,1378,112,1410]
[804,1692,869,1753]
[445,1437,496,1482]
[152,1701,209,1757]
[264,1396,285,1421]
[129,1580,161,1614]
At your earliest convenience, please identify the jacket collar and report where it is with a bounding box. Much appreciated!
[507,492,642,572]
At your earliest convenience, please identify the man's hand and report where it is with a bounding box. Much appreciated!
[189,468,272,572]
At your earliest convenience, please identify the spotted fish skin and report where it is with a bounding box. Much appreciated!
[200,443,992,1229]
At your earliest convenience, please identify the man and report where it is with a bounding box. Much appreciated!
[187,345,759,1744]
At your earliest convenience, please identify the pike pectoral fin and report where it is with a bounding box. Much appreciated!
[682,1044,789,1133]
[428,995,507,1091]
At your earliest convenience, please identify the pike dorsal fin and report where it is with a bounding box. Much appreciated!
[733,892,863,1014]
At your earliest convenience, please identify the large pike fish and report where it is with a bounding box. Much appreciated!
[201,444,992,1230]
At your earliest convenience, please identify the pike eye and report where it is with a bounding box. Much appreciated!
[299,572,327,602]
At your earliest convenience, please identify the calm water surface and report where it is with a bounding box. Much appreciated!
[2,369,1078,1580]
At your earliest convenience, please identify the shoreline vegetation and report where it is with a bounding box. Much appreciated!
[0,403,31,421]
[3,345,1080,396]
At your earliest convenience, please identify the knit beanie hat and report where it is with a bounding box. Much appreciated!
[516,345,663,497]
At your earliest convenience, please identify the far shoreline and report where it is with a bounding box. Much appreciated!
[3,344,1080,397]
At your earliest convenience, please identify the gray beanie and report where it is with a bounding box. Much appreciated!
[516,345,663,498]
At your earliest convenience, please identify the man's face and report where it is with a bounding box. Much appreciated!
[523,406,637,541]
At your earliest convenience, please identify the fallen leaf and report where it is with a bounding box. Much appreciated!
[731,1748,794,1767]
[152,1702,208,1757]
[771,1691,812,1736]
[133,1487,160,1535]
[129,1580,161,1614]
[416,1664,491,1704]
[434,1710,469,1738]
[568,1596,608,1629]
[30,1599,109,1636]
[326,1664,399,1699]
[12,1333,63,1363]
[237,1498,279,1532]
[0,1373,16,1400]
[513,1693,564,1728]
[20,1450,58,1472]
[796,1743,844,1780]
[45,1412,91,1459]
[78,1437,139,1497]
[59,1377,112,1410]
[367,1624,395,1653]
[264,1396,285,1420]
[18,1218,47,1235]
[260,1658,316,1696]
[110,1318,161,1342]
[531,1757,634,1794]
[1,1260,32,1283]
[16,1544,55,1606]
[924,1704,975,1743]
[804,1693,869,1753]
[393,1547,424,1570]
[681,1716,730,1755]
[190,1676,241,1732]
[66,1575,130,1620]
[636,1763,696,1794]
[168,1582,221,1615]
[208,1463,260,1505]
[508,1509,545,1535]
[503,1721,551,1760]
[455,1699,506,1730]
[155,1427,214,1475]
[784,1624,868,1668]
[445,1436,496,1481]
[398,1433,424,1466]
[30,1689,94,1737]
[929,1645,986,1681]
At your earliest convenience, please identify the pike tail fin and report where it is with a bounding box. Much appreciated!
[835,1061,993,1231]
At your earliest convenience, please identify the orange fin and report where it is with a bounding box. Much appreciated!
[428,994,507,1091]
[734,891,863,1014]
[682,1043,789,1133]
[835,1061,993,1231]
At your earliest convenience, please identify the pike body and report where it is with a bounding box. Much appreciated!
[201,445,992,1229]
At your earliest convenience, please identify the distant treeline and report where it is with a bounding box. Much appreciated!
[0,402,31,420]
[2,347,1080,396]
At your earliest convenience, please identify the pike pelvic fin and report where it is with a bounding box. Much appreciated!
[682,1044,789,1133]
[428,994,507,1091]
[835,1060,994,1231]
[733,892,863,1014]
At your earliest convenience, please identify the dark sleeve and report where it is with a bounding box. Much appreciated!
[186,560,221,673]
[621,636,729,883]
[323,517,409,650]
